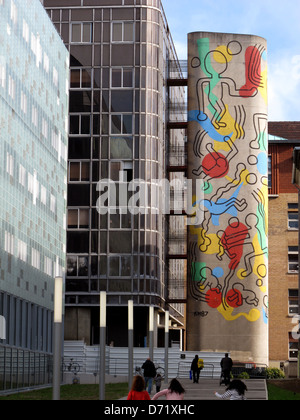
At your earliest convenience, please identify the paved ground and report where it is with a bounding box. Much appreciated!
[148,378,268,400]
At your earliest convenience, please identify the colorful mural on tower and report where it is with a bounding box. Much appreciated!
[187,33,268,363]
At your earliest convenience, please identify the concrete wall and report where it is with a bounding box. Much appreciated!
[187,32,268,365]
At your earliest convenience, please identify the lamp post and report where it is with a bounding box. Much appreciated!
[149,306,154,360]
[99,292,106,400]
[128,300,134,390]
[52,276,63,401]
[164,310,169,384]
[292,147,300,378]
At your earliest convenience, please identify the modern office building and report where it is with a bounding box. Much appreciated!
[43,0,186,347]
[0,0,69,391]
[268,121,300,377]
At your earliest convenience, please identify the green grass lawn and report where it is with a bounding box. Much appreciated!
[0,383,128,401]
[267,383,300,401]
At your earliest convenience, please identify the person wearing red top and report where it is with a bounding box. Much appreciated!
[127,375,151,401]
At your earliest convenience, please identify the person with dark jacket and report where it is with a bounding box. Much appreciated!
[191,355,200,384]
[142,358,156,394]
[220,353,233,385]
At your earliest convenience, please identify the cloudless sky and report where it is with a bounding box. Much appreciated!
[162,0,300,122]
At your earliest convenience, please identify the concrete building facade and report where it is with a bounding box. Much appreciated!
[187,32,269,365]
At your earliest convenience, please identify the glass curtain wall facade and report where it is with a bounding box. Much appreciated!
[43,0,185,346]
[0,0,69,391]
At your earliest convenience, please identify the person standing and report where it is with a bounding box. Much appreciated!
[220,353,233,386]
[142,358,156,394]
[191,355,200,384]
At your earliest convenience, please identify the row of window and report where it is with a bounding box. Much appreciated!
[6,152,57,211]
[4,231,56,278]
[5,0,65,90]
[0,63,68,162]
[70,22,136,44]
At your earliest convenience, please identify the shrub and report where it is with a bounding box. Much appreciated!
[265,368,285,379]
[238,372,250,380]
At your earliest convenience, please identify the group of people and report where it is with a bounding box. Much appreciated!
[127,354,248,401]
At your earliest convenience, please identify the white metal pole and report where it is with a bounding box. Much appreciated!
[128,300,134,390]
[52,276,63,401]
[99,292,106,400]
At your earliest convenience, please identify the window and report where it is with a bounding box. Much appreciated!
[289,333,298,359]
[71,23,92,43]
[22,19,29,43]
[43,52,49,73]
[41,185,47,205]
[69,161,90,182]
[111,68,133,88]
[68,209,89,229]
[289,290,299,315]
[32,105,38,127]
[50,194,56,214]
[288,246,299,273]
[0,62,5,88]
[69,115,90,135]
[44,257,53,277]
[70,68,92,88]
[10,1,17,25]
[288,212,299,230]
[5,231,14,255]
[8,75,15,99]
[42,118,48,139]
[6,153,14,177]
[18,164,26,187]
[17,240,27,262]
[111,115,133,135]
[31,249,40,270]
[21,91,27,114]
[112,22,134,42]
[268,155,272,189]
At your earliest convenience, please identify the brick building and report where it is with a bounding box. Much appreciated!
[268,121,300,376]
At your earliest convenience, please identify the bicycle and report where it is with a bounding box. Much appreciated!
[63,358,80,374]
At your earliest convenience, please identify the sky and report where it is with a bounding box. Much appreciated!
[162,0,300,122]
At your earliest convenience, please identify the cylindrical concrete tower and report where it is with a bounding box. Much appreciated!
[187,32,268,365]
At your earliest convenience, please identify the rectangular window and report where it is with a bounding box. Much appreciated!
[288,211,299,230]
[6,153,14,177]
[112,22,134,42]
[289,332,298,360]
[69,161,90,182]
[111,115,133,135]
[111,68,133,88]
[22,19,29,43]
[5,231,14,255]
[288,246,299,273]
[288,290,299,315]
[268,155,272,189]
[71,23,92,43]
[19,164,26,187]
[8,75,15,99]
[21,91,27,114]
[44,257,53,277]
[69,115,90,135]
[31,249,40,270]
[70,68,92,89]
[17,239,27,262]
[0,62,5,88]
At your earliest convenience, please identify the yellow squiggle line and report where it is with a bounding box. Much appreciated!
[217,305,261,322]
